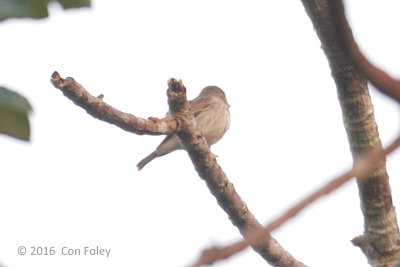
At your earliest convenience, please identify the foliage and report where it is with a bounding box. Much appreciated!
[0,0,90,140]
[0,0,90,21]
[0,87,32,140]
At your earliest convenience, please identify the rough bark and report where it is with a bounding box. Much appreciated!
[51,73,306,267]
[50,71,178,136]
[301,1,400,266]
[166,79,306,267]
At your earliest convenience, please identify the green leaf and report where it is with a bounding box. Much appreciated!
[0,0,90,22]
[56,0,90,9]
[0,87,32,141]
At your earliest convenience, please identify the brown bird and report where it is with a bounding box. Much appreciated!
[137,86,230,170]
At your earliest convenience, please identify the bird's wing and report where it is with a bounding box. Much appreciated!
[190,96,214,118]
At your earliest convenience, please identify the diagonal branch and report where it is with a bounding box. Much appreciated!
[328,0,400,104]
[190,1,400,266]
[50,71,178,136]
[189,134,400,266]
[50,72,306,267]
[302,0,400,265]
[166,78,306,267]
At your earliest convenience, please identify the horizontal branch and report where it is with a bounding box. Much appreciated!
[50,71,177,136]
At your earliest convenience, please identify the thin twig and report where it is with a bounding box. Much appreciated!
[190,134,400,266]
[329,0,400,103]
[326,1,400,264]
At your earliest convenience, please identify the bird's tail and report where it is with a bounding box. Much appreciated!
[137,152,157,170]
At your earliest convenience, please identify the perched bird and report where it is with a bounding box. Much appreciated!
[137,86,230,170]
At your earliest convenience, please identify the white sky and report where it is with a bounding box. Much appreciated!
[1,1,400,266]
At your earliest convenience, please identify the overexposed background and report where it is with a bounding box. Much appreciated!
[1,1,400,266]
